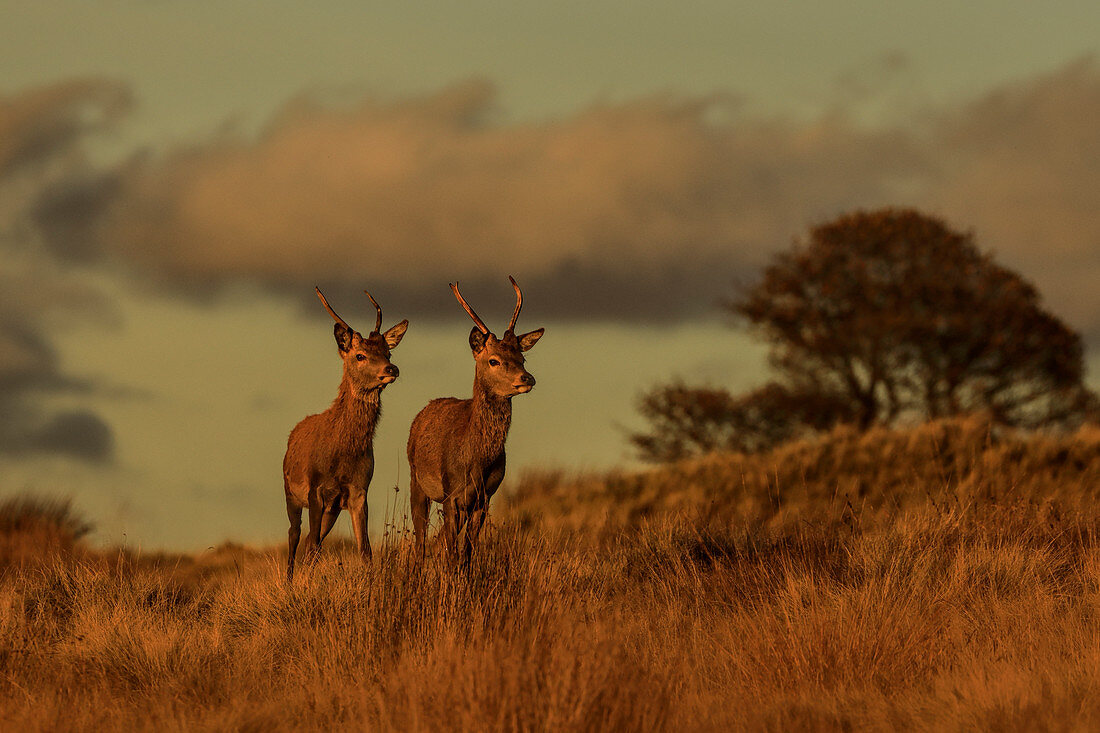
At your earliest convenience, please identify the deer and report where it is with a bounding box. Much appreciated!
[283,287,408,582]
[406,276,543,565]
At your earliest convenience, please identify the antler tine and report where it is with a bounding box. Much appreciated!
[450,282,490,334]
[363,290,383,333]
[506,275,522,333]
[315,287,350,329]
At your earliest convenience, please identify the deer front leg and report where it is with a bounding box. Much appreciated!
[302,493,324,564]
[460,507,487,568]
[410,477,430,561]
[286,501,303,583]
[348,489,372,565]
[466,508,487,549]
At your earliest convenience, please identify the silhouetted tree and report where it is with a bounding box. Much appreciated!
[632,207,1095,462]
[630,381,857,461]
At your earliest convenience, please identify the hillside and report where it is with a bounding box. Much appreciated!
[3,417,1100,731]
[505,415,1100,532]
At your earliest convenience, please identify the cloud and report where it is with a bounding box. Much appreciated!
[0,79,129,179]
[0,81,124,463]
[0,403,114,462]
[0,80,129,237]
[924,58,1100,335]
[25,410,113,461]
[46,79,926,320]
[0,261,117,463]
[21,60,1100,337]
[0,318,115,463]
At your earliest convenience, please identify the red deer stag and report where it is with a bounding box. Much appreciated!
[407,276,543,564]
[283,288,408,581]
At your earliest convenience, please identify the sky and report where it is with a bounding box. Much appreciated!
[2,1,1100,550]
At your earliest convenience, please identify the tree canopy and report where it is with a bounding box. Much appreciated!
[631,208,1096,462]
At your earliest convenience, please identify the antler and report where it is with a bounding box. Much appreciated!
[450,282,490,334]
[364,290,383,333]
[506,275,522,334]
[315,287,350,329]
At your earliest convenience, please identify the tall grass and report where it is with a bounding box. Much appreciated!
[3,416,1100,731]
[506,414,1100,533]
[0,494,93,572]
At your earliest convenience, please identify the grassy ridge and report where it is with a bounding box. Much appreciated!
[506,415,1100,532]
[3,417,1100,731]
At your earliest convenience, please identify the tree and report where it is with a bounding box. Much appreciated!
[631,207,1095,461]
[629,381,858,462]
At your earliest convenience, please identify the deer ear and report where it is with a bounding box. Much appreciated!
[334,323,354,354]
[517,328,544,352]
[469,327,488,354]
[383,320,408,349]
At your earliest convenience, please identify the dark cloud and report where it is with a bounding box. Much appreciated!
[27,410,113,461]
[0,321,65,391]
[0,81,123,463]
[0,343,115,464]
[31,170,125,263]
[0,79,130,242]
[0,79,129,179]
[300,252,754,326]
[0,404,114,462]
[0,288,115,464]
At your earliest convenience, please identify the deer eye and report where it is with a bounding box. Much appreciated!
[488,358,500,367]
[356,354,367,361]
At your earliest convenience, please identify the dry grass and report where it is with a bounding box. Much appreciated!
[3,416,1100,731]
[0,494,93,573]
[508,414,1100,534]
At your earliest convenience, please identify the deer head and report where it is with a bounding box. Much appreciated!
[315,287,408,393]
[450,276,543,399]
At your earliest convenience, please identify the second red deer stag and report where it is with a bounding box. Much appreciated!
[283,288,408,582]
[406,276,543,564]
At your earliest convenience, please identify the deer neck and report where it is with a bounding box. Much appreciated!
[468,379,512,461]
[331,375,382,445]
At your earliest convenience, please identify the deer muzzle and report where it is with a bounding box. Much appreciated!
[513,372,535,394]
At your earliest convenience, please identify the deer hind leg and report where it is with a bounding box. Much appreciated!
[318,499,341,546]
[286,500,303,583]
[410,477,430,560]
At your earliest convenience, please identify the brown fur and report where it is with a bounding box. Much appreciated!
[407,281,543,564]
[283,293,407,581]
